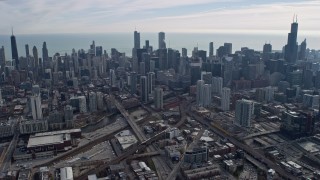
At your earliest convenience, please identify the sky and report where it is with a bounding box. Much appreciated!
[0,0,320,35]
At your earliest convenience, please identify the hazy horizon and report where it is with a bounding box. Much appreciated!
[1,0,320,34]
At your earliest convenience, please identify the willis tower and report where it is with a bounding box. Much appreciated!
[284,15,298,64]
[11,29,19,70]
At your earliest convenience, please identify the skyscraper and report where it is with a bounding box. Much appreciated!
[147,72,155,95]
[203,84,212,107]
[221,87,230,111]
[42,42,49,68]
[224,43,232,55]
[134,30,140,49]
[212,77,223,95]
[0,46,5,73]
[158,32,166,49]
[284,16,298,64]
[33,46,39,79]
[209,42,214,57]
[235,99,254,127]
[140,76,148,103]
[130,72,137,95]
[196,80,204,106]
[110,69,116,87]
[262,43,272,60]
[30,95,43,120]
[25,44,30,57]
[299,39,307,60]
[11,30,19,70]
[154,87,163,109]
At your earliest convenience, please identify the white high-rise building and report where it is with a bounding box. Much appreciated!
[212,77,223,95]
[221,87,231,111]
[196,80,204,106]
[235,99,254,127]
[154,87,163,109]
[147,72,155,95]
[30,95,43,120]
[203,84,212,107]
[89,92,97,112]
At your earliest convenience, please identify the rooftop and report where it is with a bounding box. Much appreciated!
[27,134,70,148]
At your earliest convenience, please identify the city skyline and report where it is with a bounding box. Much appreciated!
[0,0,320,35]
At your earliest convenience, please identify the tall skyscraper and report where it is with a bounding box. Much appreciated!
[262,43,272,60]
[182,48,187,57]
[235,99,254,127]
[158,32,166,49]
[32,46,39,79]
[209,42,214,57]
[196,80,204,106]
[130,72,137,95]
[11,29,19,70]
[0,46,5,73]
[42,42,49,68]
[110,69,116,87]
[224,43,232,54]
[25,44,29,57]
[140,76,148,103]
[30,95,43,120]
[147,72,155,95]
[299,39,307,60]
[203,84,212,107]
[134,30,140,49]
[212,77,223,95]
[263,43,272,54]
[221,87,230,111]
[284,16,298,64]
[154,87,163,109]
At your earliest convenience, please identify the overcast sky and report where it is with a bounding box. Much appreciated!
[0,0,319,35]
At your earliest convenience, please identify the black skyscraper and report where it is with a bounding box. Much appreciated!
[10,30,19,70]
[25,44,29,57]
[299,39,307,60]
[42,42,49,68]
[284,16,298,64]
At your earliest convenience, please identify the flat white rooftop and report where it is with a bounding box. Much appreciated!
[27,134,70,148]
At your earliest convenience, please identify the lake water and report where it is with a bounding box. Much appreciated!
[0,32,319,58]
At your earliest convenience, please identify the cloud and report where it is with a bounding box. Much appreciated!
[0,0,319,34]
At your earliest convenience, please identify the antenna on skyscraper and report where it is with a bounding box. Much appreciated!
[11,26,13,35]
[295,14,298,23]
[293,13,295,22]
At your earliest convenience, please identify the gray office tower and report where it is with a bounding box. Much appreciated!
[209,42,214,57]
[134,31,140,49]
[25,44,29,57]
[130,72,137,95]
[140,76,148,103]
[158,32,166,49]
[284,16,298,64]
[42,42,49,68]
[11,30,19,70]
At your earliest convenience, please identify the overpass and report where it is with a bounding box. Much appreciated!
[242,129,280,140]
[76,129,168,179]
